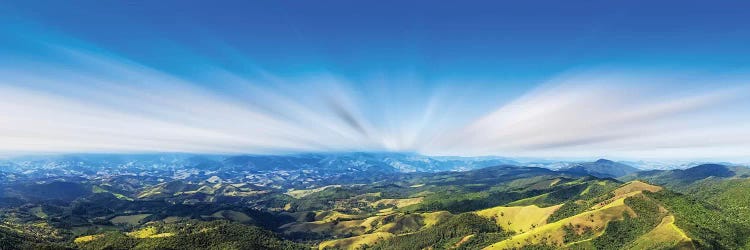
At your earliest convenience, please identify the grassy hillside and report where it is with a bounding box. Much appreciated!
[646,190,750,249]
[475,204,562,233]
[318,232,394,250]
[280,210,451,240]
[5,161,750,250]
[346,180,698,250]
[309,175,750,250]
[629,215,694,249]
[369,213,508,250]
[485,195,638,249]
[480,182,671,249]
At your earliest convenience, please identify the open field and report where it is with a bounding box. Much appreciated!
[475,204,562,233]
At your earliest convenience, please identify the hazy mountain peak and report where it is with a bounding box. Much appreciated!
[676,163,735,181]
[595,158,615,164]
[561,159,640,178]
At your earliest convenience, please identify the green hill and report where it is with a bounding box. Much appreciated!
[3,160,750,250]
[620,164,750,190]
[75,220,308,250]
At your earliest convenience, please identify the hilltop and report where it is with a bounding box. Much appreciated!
[560,159,641,178]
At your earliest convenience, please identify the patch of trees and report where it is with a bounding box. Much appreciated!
[289,187,359,211]
[369,213,508,249]
[77,220,308,250]
[542,184,588,205]
[0,227,23,248]
[547,202,586,224]
[454,232,509,250]
[0,226,71,250]
[418,189,547,213]
[562,223,594,244]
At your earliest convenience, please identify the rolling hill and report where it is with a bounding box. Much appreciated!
[1,154,749,250]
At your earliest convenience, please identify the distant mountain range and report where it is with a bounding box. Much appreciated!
[0,153,520,174]
[2,153,745,180]
[620,163,750,190]
[220,153,519,173]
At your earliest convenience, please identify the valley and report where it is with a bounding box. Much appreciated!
[0,154,748,249]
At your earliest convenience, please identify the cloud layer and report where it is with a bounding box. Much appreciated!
[422,73,750,160]
[2,40,750,160]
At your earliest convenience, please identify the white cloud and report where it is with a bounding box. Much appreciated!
[421,73,750,161]
[1,45,750,161]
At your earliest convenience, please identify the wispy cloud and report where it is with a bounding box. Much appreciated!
[2,34,750,161]
[422,73,750,160]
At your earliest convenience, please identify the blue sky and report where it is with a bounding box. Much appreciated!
[5,1,750,79]
[1,1,750,160]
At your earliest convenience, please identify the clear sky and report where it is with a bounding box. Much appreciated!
[1,1,750,160]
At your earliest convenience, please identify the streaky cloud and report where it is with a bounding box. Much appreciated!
[1,31,750,161]
[421,73,750,160]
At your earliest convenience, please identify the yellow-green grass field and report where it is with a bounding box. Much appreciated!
[628,215,694,250]
[483,196,636,249]
[589,181,662,210]
[483,182,664,249]
[92,185,134,201]
[370,197,424,208]
[613,181,662,197]
[30,206,48,219]
[475,204,562,233]
[126,226,175,238]
[315,210,369,222]
[74,234,103,244]
[505,193,550,206]
[281,211,451,238]
[318,232,394,250]
[285,185,341,199]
